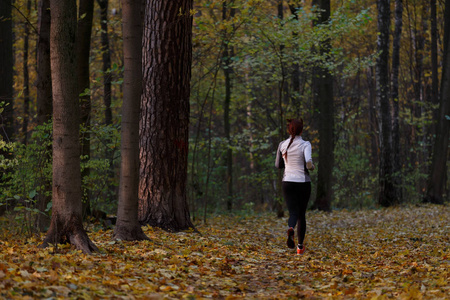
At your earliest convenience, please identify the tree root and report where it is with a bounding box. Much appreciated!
[39,216,99,254]
[113,225,150,241]
[69,230,99,254]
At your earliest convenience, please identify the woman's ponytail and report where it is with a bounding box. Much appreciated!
[282,118,304,163]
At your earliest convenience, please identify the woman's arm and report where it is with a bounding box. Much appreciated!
[275,143,285,169]
[304,142,315,171]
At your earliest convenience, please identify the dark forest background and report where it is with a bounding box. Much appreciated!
[1,0,449,231]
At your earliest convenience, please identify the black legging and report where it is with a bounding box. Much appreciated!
[282,181,311,245]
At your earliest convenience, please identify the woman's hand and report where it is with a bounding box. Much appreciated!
[307,161,315,171]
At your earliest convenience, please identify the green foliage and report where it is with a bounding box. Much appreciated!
[0,122,52,235]
[82,122,121,214]
[333,142,378,209]
[189,0,378,213]
[0,120,121,231]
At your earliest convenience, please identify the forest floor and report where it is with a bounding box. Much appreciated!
[0,203,449,299]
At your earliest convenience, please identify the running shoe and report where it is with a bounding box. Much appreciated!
[286,227,295,249]
[297,244,305,255]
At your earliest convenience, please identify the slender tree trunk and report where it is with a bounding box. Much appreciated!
[424,0,450,204]
[114,0,148,241]
[77,0,94,218]
[36,0,52,126]
[430,0,439,138]
[22,0,31,145]
[35,0,52,231]
[312,0,334,212]
[289,2,302,114]
[367,67,380,168]
[139,0,195,232]
[377,0,401,206]
[97,0,115,199]
[391,0,403,202]
[97,0,112,126]
[41,0,98,254]
[0,0,14,143]
[222,0,235,211]
[273,0,285,218]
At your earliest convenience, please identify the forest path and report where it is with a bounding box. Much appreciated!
[0,204,448,299]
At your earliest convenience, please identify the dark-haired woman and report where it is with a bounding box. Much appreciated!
[275,119,315,255]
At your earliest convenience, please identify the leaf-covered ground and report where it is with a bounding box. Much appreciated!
[0,204,449,299]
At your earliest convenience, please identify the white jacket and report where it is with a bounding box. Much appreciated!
[275,136,314,182]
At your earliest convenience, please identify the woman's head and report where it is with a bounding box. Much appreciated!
[283,118,304,162]
[287,118,303,136]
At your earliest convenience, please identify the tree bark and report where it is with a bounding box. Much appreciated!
[391,0,403,202]
[377,0,401,206]
[22,0,31,145]
[312,0,334,212]
[77,0,94,218]
[274,0,286,218]
[97,0,115,199]
[424,0,450,204]
[139,0,195,232]
[97,0,112,126]
[35,0,52,231]
[222,0,235,211]
[0,0,14,143]
[430,0,439,138]
[36,0,52,126]
[114,0,149,241]
[41,0,98,254]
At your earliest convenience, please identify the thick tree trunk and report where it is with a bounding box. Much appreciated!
[139,0,195,232]
[424,0,450,204]
[0,0,14,143]
[77,0,94,218]
[312,0,334,212]
[391,0,403,202]
[41,0,98,254]
[35,0,52,231]
[114,0,148,241]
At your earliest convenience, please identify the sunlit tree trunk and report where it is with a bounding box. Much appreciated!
[41,0,98,254]
[312,0,334,212]
[114,0,148,241]
[35,0,52,231]
[139,0,195,232]
[77,0,94,218]
[0,0,14,143]
[424,0,450,204]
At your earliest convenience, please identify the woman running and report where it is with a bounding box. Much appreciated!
[275,118,315,255]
